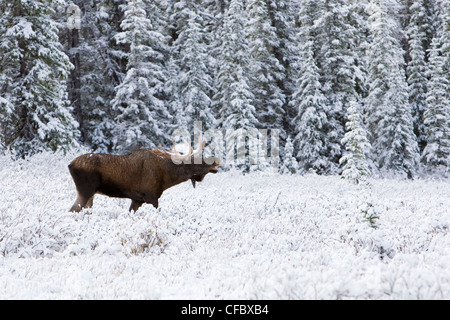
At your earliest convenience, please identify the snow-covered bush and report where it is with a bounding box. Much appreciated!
[0,209,74,258]
[1,150,450,299]
[0,151,168,258]
[66,210,168,256]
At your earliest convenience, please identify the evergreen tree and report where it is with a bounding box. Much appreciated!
[0,2,14,150]
[214,0,257,130]
[245,0,286,138]
[442,0,450,84]
[214,0,260,170]
[0,94,14,151]
[111,0,171,152]
[280,136,299,174]
[422,27,450,168]
[314,0,367,169]
[340,100,371,183]
[180,15,215,128]
[406,0,433,152]
[62,0,127,152]
[168,2,216,130]
[266,0,298,141]
[290,0,330,173]
[0,0,80,157]
[366,0,419,178]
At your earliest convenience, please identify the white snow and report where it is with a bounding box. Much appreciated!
[0,151,449,299]
[6,18,35,39]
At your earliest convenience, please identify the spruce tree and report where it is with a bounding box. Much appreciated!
[422,31,450,168]
[214,0,257,130]
[0,0,80,157]
[315,0,367,170]
[266,0,298,142]
[0,94,14,151]
[0,2,14,151]
[169,3,215,130]
[245,0,286,138]
[442,0,450,85]
[290,0,330,173]
[366,0,419,178]
[111,0,170,152]
[214,0,260,170]
[62,0,127,152]
[280,137,299,174]
[340,100,371,183]
[406,0,433,152]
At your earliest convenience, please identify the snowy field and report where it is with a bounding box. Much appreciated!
[0,151,449,299]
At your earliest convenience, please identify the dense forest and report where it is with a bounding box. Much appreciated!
[0,0,449,179]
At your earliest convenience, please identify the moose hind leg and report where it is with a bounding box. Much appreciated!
[85,195,94,208]
[69,192,94,212]
[69,193,84,212]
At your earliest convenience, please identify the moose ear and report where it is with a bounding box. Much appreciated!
[191,178,196,188]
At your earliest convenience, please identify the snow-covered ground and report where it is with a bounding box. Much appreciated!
[0,151,449,299]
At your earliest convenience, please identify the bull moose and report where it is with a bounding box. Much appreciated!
[68,140,219,212]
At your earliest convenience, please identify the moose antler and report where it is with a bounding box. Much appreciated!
[172,142,193,160]
[153,136,206,161]
[192,138,206,157]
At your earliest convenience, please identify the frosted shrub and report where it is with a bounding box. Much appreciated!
[359,202,380,229]
[0,209,75,258]
[120,225,167,255]
[0,151,169,258]
[114,212,168,255]
[67,211,169,257]
[0,151,77,257]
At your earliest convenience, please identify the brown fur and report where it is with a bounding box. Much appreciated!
[68,149,219,212]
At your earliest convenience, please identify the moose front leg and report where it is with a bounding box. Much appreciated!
[129,192,159,212]
[129,200,144,212]
[139,191,159,209]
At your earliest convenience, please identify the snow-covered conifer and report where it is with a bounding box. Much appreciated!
[290,0,330,173]
[170,8,215,130]
[245,0,286,137]
[214,0,257,130]
[406,0,434,152]
[60,0,128,152]
[422,35,450,168]
[280,137,299,174]
[0,94,14,151]
[111,0,171,152]
[340,100,371,183]
[214,0,261,171]
[0,0,80,157]
[315,0,367,168]
[366,0,419,178]
[442,0,450,84]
